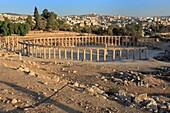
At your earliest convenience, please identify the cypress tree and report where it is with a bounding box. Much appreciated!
[34,7,40,30]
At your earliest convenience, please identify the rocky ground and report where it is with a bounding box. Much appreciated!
[0,47,170,113]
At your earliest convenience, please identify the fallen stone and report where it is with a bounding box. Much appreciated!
[165,102,170,111]
[43,82,48,85]
[159,105,167,113]
[87,87,95,94]
[24,67,30,73]
[51,88,58,92]
[116,90,126,99]
[146,99,158,112]
[119,72,124,75]
[74,82,79,87]
[134,93,148,103]
[73,70,77,73]
[51,76,60,82]
[29,71,36,76]
[11,98,18,104]
[61,68,65,71]
[17,67,24,71]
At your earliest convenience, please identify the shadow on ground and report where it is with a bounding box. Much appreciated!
[0,81,81,113]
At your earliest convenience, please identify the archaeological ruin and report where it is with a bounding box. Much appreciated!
[1,36,149,62]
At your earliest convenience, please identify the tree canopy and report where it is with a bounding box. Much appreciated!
[0,19,30,36]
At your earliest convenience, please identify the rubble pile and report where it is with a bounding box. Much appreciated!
[101,70,146,86]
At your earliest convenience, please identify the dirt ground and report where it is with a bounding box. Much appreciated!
[0,48,170,113]
[0,32,170,113]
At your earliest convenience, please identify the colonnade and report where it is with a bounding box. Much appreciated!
[2,37,19,51]
[32,36,141,47]
[1,36,149,62]
[19,42,148,62]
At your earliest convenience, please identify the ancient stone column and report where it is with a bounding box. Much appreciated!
[90,37,92,46]
[70,48,73,60]
[37,46,40,58]
[104,36,107,45]
[43,38,46,45]
[34,46,37,57]
[21,44,23,55]
[115,37,117,46]
[85,37,87,46]
[98,37,100,45]
[87,37,89,46]
[125,37,128,47]
[62,38,64,46]
[76,38,78,46]
[126,49,129,59]
[48,38,50,45]
[90,49,93,61]
[48,48,51,59]
[44,47,46,59]
[139,49,142,60]
[65,38,67,47]
[30,45,34,57]
[50,38,53,46]
[26,45,28,56]
[68,38,71,46]
[112,49,115,61]
[101,37,103,45]
[39,47,42,58]
[54,38,56,46]
[58,48,61,59]
[133,49,136,60]
[12,37,14,51]
[29,45,31,56]
[119,49,122,60]
[118,36,121,46]
[19,52,22,61]
[81,37,84,46]
[129,37,132,47]
[64,48,67,59]
[77,49,79,60]
[39,38,42,45]
[106,37,110,46]
[33,39,36,45]
[97,49,100,61]
[83,48,86,60]
[94,36,96,45]
[121,37,124,46]
[111,36,114,46]
[72,38,74,46]
[53,48,56,59]
[22,44,25,55]
[145,49,148,59]
[75,38,77,46]
[35,46,38,58]
[104,49,107,61]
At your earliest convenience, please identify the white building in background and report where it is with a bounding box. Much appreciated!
[0,14,4,21]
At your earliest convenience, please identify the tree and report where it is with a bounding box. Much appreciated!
[34,7,40,30]
[0,21,4,34]
[1,19,10,36]
[17,23,30,36]
[8,23,14,35]
[26,15,34,29]
[39,19,47,30]
[42,9,49,19]
[13,23,19,34]
[46,12,58,30]
[108,25,114,35]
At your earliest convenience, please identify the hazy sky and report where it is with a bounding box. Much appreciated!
[0,0,170,17]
